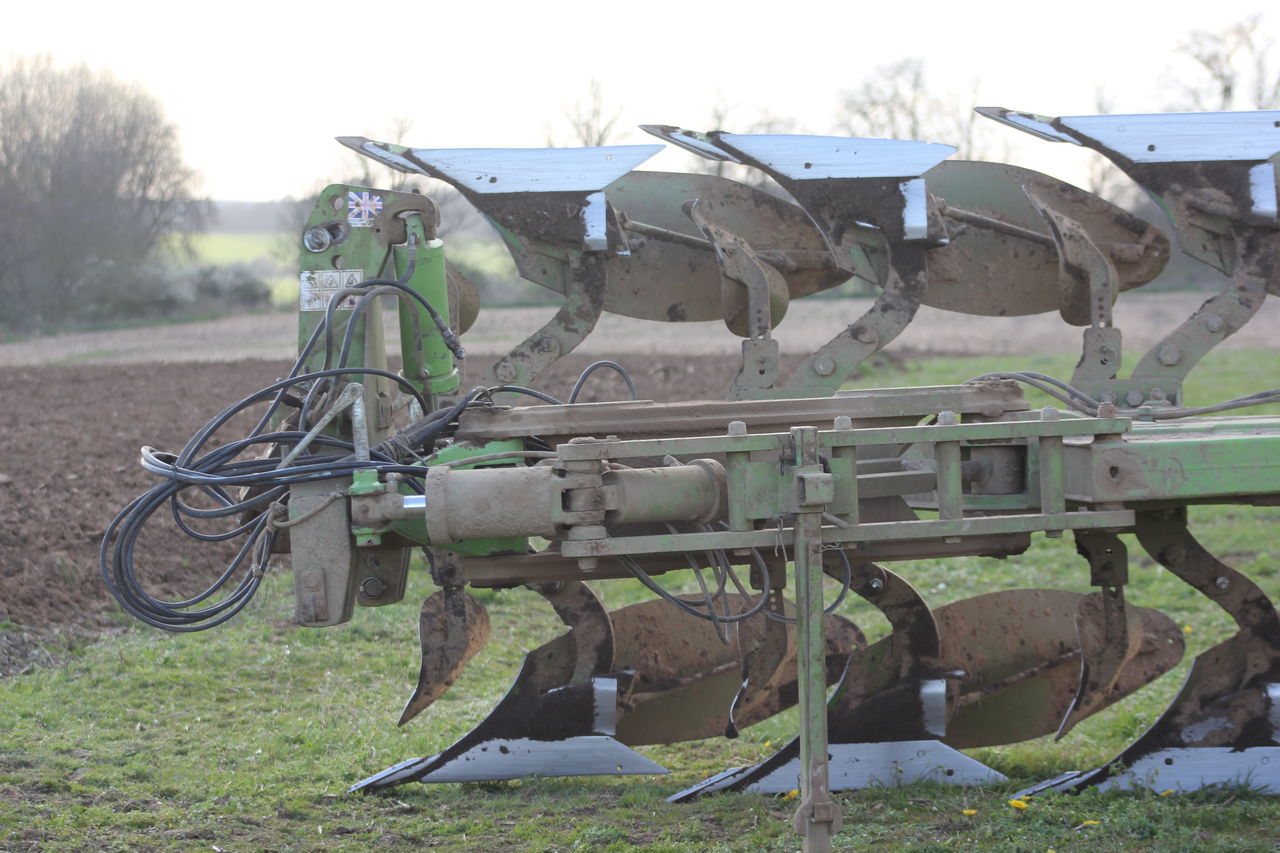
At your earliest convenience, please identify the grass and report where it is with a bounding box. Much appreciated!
[188,233,284,267]
[4,352,1280,850]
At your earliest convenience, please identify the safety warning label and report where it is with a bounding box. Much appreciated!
[299,269,365,311]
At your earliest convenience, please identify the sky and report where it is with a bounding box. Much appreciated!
[3,0,1277,201]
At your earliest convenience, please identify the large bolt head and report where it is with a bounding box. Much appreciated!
[303,226,332,253]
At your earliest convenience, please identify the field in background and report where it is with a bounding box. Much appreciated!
[188,232,296,305]
[3,351,1280,850]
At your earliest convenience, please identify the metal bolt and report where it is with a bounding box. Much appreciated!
[1099,346,1119,366]
[812,356,835,377]
[1097,401,1117,418]
[868,577,884,591]
[1157,344,1182,367]
[727,420,748,437]
[1125,389,1146,407]
[495,362,517,384]
[937,410,959,425]
[1163,544,1187,566]
[534,335,558,353]
[1214,576,1230,591]
[1039,406,1058,421]
[854,326,878,345]
[833,415,853,431]
[360,576,386,599]
[303,226,332,252]
[1204,313,1225,333]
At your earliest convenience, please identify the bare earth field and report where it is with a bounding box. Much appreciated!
[1,293,1277,641]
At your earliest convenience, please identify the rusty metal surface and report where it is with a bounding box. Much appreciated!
[604,171,853,322]
[445,263,479,335]
[1025,188,1120,328]
[482,252,607,391]
[1055,532,1146,739]
[941,589,1182,749]
[399,589,491,725]
[1056,590,1145,738]
[609,594,863,745]
[1028,510,1280,791]
[924,161,1169,317]
[535,579,615,682]
[685,199,790,339]
[825,564,944,743]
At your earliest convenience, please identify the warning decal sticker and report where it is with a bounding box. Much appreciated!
[347,191,383,227]
[299,269,365,311]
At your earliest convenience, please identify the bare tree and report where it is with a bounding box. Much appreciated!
[1085,89,1138,205]
[0,58,207,328]
[834,59,998,159]
[546,79,622,147]
[1173,14,1280,110]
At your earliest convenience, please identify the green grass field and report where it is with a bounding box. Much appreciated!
[3,352,1280,851]
[187,232,296,305]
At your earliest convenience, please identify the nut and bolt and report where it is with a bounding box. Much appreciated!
[360,576,387,599]
[1157,343,1182,367]
[494,362,518,384]
[937,410,959,425]
[812,356,836,377]
[854,326,878,345]
[1097,401,1118,418]
[1214,576,1230,591]
[727,420,748,437]
[868,577,884,591]
[1125,389,1146,407]
[1204,313,1225,333]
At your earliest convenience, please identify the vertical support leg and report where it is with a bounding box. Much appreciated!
[790,427,842,851]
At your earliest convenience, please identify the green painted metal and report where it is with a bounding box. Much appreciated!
[789,427,840,851]
[397,224,459,399]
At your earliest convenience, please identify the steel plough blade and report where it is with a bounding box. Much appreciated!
[941,589,1181,748]
[673,589,1184,799]
[611,595,864,746]
[398,588,491,726]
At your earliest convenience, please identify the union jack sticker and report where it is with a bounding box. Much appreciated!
[347,191,383,227]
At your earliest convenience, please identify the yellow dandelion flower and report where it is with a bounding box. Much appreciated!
[783,789,799,801]
[763,741,772,749]
[961,809,977,816]
[1183,624,1193,634]
[1161,789,1175,796]
[1008,798,1029,810]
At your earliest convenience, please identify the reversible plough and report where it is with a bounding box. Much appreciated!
[103,108,1280,851]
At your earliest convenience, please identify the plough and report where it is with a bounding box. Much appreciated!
[103,107,1280,851]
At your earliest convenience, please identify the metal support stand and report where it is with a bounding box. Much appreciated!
[790,426,842,851]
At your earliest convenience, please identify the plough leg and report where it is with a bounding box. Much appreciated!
[351,580,665,791]
[1024,508,1280,795]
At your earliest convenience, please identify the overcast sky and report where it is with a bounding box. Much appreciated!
[4,1,1276,201]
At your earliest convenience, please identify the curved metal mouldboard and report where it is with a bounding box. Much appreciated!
[920,160,1171,317]
[599,171,869,322]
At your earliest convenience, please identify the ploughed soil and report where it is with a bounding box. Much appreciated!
[0,352,836,657]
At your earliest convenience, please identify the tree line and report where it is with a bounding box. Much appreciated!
[1,16,1276,330]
